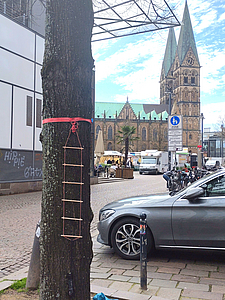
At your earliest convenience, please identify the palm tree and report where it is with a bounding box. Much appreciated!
[116,125,139,166]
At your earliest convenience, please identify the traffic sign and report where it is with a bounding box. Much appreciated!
[168,115,183,151]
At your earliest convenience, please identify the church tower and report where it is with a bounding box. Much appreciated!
[160,1,201,152]
[160,27,177,109]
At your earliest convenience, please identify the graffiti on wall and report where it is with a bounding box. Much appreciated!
[0,149,42,182]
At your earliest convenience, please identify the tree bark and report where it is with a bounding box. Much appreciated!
[40,1,94,299]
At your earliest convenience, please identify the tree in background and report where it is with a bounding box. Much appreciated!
[40,0,94,299]
[116,125,139,166]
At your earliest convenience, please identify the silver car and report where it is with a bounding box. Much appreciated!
[97,168,225,259]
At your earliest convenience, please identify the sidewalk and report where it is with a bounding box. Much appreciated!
[1,229,225,300]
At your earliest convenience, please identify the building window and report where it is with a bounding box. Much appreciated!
[142,127,146,141]
[26,96,32,127]
[189,134,192,140]
[107,142,112,150]
[184,76,188,84]
[153,129,157,141]
[36,99,42,128]
[108,126,112,140]
[164,129,168,140]
[191,77,195,85]
[96,125,101,139]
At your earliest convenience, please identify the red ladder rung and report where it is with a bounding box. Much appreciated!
[62,217,83,221]
[63,163,84,167]
[63,146,84,150]
[62,181,84,185]
[61,234,82,238]
[62,199,83,203]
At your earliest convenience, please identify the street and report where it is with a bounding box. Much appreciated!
[1,173,225,299]
[0,172,166,278]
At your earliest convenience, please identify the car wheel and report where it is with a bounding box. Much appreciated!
[139,171,143,174]
[111,217,153,260]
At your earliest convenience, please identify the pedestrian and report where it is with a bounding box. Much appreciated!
[163,170,171,188]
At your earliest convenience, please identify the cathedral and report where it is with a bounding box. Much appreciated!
[94,1,200,154]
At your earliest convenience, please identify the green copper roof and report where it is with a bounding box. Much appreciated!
[95,102,124,118]
[162,28,177,76]
[177,1,200,64]
[95,102,168,120]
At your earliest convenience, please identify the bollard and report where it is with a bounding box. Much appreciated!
[26,220,40,289]
[140,213,147,290]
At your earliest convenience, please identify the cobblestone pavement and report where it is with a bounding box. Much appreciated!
[1,173,225,299]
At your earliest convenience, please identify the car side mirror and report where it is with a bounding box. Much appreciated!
[183,187,204,200]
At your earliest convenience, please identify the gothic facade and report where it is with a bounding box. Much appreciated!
[95,2,201,154]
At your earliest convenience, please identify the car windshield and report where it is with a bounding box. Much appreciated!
[142,157,156,164]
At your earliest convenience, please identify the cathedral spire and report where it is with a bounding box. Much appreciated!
[162,27,177,76]
[177,1,200,65]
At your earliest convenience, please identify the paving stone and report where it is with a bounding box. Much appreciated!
[180,268,208,277]
[171,274,199,283]
[157,267,180,274]
[2,267,28,281]
[112,290,151,300]
[123,270,140,277]
[141,285,159,296]
[100,261,135,270]
[90,272,111,279]
[211,285,225,293]
[134,265,157,272]
[91,267,111,273]
[147,272,172,280]
[149,279,177,288]
[109,275,132,282]
[181,288,223,300]
[185,264,217,272]
[90,284,117,297]
[109,281,133,292]
[210,271,225,279]
[0,280,14,291]
[150,296,171,300]
[177,281,209,291]
[199,277,225,286]
[108,268,125,275]
[90,279,113,288]
[157,287,182,300]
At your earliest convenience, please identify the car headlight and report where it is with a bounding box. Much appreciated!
[99,209,115,221]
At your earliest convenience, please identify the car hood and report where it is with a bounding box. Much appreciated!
[100,193,172,211]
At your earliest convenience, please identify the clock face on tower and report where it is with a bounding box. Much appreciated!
[186,57,194,66]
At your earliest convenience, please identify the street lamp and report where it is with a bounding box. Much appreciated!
[165,86,173,170]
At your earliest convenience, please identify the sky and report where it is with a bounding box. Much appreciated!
[92,0,225,131]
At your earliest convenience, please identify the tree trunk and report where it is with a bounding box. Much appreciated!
[40,1,94,299]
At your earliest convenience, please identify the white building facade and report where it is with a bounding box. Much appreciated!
[0,10,44,193]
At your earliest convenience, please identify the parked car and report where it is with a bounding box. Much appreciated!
[97,169,225,259]
[205,159,220,170]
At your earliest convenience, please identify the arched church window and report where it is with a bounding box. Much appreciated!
[107,142,112,150]
[164,129,168,140]
[108,125,112,140]
[142,127,146,141]
[153,129,157,141]
[96,125,101,139]
[184,76,188,84]
[191,91,196,101]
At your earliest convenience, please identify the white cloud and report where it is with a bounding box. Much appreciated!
[202,102,225,130]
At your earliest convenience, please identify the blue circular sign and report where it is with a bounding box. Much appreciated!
[170,116,180,126]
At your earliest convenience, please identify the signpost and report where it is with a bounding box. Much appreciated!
[168,115,183,152]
